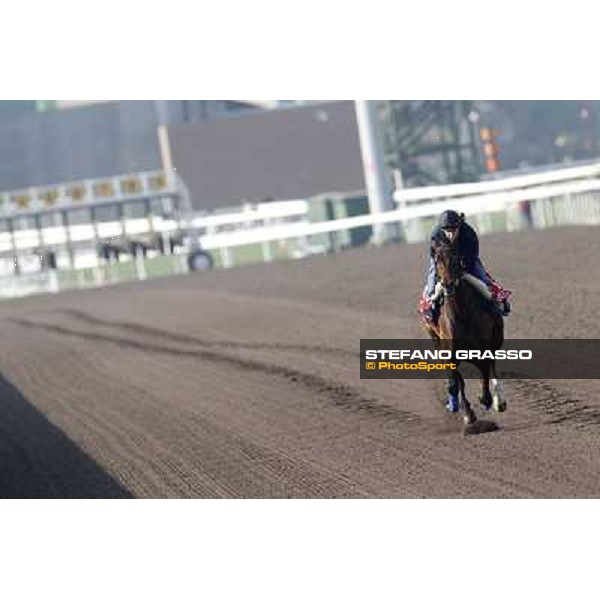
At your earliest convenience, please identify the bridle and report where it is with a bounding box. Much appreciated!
[434,247,464,299]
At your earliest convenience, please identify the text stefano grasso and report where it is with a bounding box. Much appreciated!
[364,349,533,361]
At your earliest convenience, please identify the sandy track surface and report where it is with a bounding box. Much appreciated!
[0,225,599,498]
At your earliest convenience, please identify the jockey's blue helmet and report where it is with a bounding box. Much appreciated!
[438,210,464,228]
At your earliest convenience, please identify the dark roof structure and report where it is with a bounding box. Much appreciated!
[161,101,366,210]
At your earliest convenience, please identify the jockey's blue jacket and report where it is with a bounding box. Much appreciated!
[425,221,490,296]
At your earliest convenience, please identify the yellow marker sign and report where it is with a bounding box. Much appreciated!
[12,193,31,208]
[67,184,86,202]
[93,181,115,198]
[39,189,59,206]
[148,174,167,191]
[120,178,142,195]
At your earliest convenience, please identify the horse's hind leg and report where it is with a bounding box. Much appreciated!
[478,360,493,411]
[457,371,477,425]
[490,361,506,412]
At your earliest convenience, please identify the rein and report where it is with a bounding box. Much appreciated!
[434,248,463,299]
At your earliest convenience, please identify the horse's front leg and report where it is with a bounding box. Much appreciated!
[478,360,493,411]
[490,360,506,412]
[457,370,477,425]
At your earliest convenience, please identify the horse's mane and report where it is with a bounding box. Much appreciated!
[432,236,457,259]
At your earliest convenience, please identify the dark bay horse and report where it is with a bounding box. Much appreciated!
[426,240,506,425]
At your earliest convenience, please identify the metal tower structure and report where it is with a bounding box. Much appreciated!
[380,101,483,188]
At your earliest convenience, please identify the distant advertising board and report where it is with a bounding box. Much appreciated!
[0,172,166,218]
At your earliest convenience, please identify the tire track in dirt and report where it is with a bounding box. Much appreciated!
[61,308,358,358]
[3,337,212,498]
[2,226,600,497]
[501,371,600,429]
[14,316,597,496]
[4,322,375,497]
[12,318,582,498]
[12,317,423,428]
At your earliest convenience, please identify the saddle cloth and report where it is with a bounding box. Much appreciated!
[419,271,512,322]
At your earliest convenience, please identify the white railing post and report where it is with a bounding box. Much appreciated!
[134,246,147,281]
[355,101,399,244]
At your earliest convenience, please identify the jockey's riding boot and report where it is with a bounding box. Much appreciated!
[432,300,441,323]
[502,299,511,316]
[424,299,440,324]
[446,379,460,413]
[445,395,460,413]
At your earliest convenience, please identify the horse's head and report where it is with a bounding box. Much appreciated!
[433,240,464,297]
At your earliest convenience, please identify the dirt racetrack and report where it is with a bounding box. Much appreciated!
[0,225,599,498]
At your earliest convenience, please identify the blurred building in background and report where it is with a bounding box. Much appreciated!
[0,101,39,117]
[0,100,259,193]
[0,99,599,296]
[380,100,600,187]
[472,101,600,174]
[1,99,600,207]
[159,101,366,209]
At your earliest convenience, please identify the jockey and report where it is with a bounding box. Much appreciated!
[421,210,511,323]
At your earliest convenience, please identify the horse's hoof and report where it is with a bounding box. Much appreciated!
[479,396,493,412]
[463,412,477,425]
[445,395,459,413]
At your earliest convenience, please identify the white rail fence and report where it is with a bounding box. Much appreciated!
[190,176,600,249]
[0,200,310,255]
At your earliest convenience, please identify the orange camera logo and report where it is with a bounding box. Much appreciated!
[365,362,376,370]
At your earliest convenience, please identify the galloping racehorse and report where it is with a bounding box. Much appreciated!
[425,239,506,425]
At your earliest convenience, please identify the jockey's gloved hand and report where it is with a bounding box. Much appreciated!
[431,281,444,304]
[493,296,511,316]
